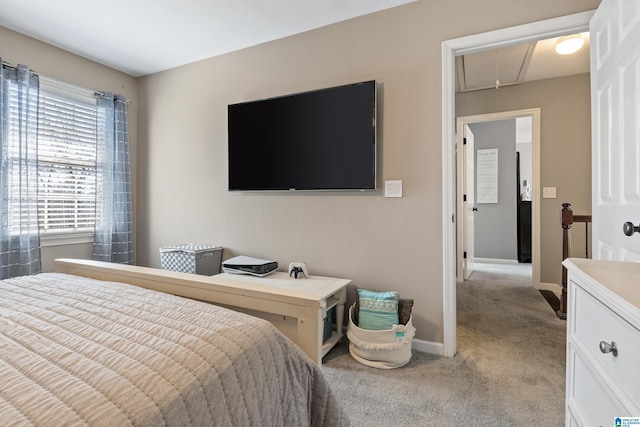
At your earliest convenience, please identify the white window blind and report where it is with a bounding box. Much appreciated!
[37,82,98,236]
[3,75,40,237]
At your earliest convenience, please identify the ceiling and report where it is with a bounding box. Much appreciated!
[456,32,590,92]
[0,0,416,77]
[0,0,589,85]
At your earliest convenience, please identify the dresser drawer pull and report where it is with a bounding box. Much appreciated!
[599,340,618,357]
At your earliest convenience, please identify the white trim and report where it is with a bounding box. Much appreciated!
[441,38,457,357]
[340,328,444,356]
[537,281,562,299]
[412,338,444,356]
[441,10,594,358]
[41,232,93,247]
[457,109,541,287]
[474,258,520,265]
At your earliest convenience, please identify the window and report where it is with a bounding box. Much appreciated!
[37,80,98,242]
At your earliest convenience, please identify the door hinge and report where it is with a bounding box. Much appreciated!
[463,251,467,259]
[463,137,467,145]
[463,194,467,202]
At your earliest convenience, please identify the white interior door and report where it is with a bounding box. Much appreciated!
[463,124,475,279]
[591,0,640,261]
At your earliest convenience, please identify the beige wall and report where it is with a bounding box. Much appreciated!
[0,26,138,272]
[456,73,592,286]
[0,0,599,347]
[138,0,600,345]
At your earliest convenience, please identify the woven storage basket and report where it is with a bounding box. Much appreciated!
[159,244,223,275]
[347,304,415,369]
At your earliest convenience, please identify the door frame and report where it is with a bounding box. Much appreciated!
[441,10,594,357]
[456,109,540,285]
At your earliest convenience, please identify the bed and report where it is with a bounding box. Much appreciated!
[0,272,349,426]
[54,258,349,365]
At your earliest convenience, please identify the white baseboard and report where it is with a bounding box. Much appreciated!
[536,281,562,298]
[412,338,444,356]
[474,258,519,265]
[341,327,446,357]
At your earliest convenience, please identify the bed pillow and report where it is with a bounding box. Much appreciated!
[357,289,399,330]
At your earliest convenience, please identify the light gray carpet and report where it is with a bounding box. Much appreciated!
[322,262,566,426]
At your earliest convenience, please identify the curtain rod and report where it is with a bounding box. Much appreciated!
[2,59,108,98]
[2,59,37,76]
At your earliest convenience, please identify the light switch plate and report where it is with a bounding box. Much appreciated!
[543,187,557,199]
[385,180,403,198]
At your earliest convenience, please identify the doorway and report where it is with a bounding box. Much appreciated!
[441,10,594,357]
[456,110,540,284]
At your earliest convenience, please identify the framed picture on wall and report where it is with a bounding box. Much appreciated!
[477,148,498,203]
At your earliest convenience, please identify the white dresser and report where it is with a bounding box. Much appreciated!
[563,258,640,426]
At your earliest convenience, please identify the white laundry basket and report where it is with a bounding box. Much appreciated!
[347,304,416,369]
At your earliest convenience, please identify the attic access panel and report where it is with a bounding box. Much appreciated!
[456,42,536,92]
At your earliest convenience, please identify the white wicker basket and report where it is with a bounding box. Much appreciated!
[346,304,415,369]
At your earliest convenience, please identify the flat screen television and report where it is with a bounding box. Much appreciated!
[228,80,376,191]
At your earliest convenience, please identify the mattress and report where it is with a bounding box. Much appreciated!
[0,273,348,426]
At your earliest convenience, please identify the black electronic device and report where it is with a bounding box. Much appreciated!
[228,80,377,191]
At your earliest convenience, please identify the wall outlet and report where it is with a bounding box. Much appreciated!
[543,187,557,199]
[385,180,403,198]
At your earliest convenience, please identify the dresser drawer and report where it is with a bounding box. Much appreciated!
[571,282,640,407]
[566,346,629,426]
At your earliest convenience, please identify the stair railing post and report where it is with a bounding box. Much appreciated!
[559,203,574,319]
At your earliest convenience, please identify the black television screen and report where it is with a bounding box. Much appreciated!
[228,80,376,191]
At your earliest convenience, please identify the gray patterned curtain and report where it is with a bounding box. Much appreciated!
[0,61,41,279]
[93,93,133,264]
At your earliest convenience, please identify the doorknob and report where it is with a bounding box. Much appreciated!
[623,221,640,236]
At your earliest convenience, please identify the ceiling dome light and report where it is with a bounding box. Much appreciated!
[555,35,585,55]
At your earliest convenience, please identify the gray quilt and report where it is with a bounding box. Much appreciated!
[0,273,349,426]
